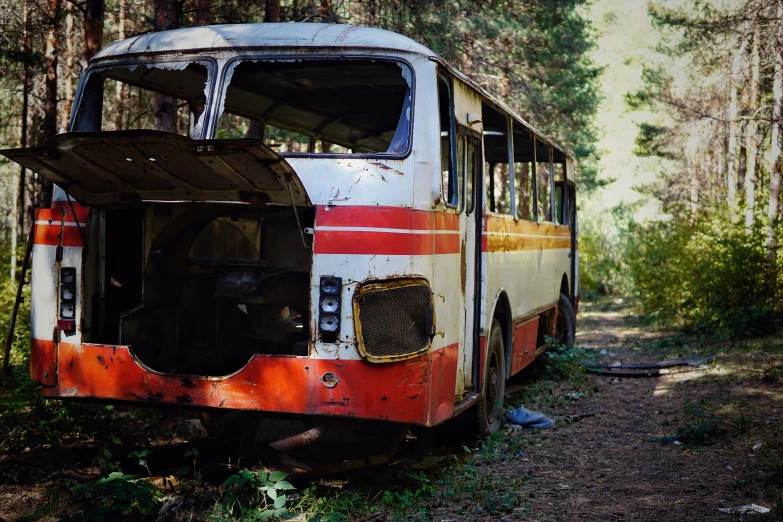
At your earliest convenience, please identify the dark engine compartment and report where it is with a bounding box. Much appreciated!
[85,204,314,376]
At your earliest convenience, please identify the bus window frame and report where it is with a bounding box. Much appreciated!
[439,73,459,209]
[70,56,219,137]
[457,125,482,215]
[212,53,416,159]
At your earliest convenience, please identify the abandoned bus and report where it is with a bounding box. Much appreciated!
[2,23,578,441]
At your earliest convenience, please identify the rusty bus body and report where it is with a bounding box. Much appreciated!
[1,23,578,437]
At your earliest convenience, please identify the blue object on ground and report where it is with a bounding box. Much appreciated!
[506,406,555,429]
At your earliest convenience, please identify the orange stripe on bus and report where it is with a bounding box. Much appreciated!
[484,235,571,252]
[484,214,571,237]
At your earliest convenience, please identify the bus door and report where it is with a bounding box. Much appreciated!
[457,131,483,391]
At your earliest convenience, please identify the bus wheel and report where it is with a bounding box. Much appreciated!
[556,293,576,348]
[477,319,506,436]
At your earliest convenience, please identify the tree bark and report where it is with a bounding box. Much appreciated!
[39,0,61,208]
[745,22,761,231]
[18,0,31,238]
[766,0,783,296]
[265,0,280,22]
[115,0,125,130]
[84,0,105,65]
[62,0,75,133]
[195,0,212,25]
[154,0,180,132]
[727,38,748,210]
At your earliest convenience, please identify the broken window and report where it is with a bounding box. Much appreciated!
[553,151,567,224]
[439,75,458,207]
[215,58,413,155]
[72,61,212,138]
[536,140,554,222]
[482,102,512,215]
[513,124,536,221]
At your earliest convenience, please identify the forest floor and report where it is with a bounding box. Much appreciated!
[1,299,782,521]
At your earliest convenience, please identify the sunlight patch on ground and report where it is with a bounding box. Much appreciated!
[653,367,731,396]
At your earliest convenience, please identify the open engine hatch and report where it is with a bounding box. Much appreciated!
[0,130,310,207]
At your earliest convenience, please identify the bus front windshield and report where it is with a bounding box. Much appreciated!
[215,58,413,155]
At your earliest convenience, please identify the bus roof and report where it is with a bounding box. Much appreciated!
[92,23,573,165]
[93,23,436,60]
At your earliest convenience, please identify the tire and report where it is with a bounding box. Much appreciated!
[476,319,506,436]
[556,293,576,348]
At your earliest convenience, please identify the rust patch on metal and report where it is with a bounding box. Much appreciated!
[270,424,328,452]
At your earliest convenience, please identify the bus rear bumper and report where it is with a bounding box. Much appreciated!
[35,340,459,426]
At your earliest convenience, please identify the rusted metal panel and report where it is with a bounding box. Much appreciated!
[510,316,538,376]
[45,341,459,426]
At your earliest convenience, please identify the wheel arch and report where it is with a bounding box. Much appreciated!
[488,288,513,380]
[560,273,570,297]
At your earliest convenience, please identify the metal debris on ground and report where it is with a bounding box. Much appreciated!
[506,406,555,429]
[717,504,770,515]
[584,355,715,377]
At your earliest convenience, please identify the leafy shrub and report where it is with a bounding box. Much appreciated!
[626,212,777,337]
[544,337,594,379]
[212,468,296,521]
[62,471,161,522]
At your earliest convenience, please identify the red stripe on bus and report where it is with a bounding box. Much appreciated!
[41,341,460,426]
[316,205,459,231]
[34,224,85,247]
[30,338,57,387]
[34,206,88,247]
[314,230,460,255]
[52,200,90,222]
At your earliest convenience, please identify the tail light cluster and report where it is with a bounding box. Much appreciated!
[57,267,76,332]
[318,276,341,340]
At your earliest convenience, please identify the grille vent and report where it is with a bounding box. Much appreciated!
[354,280,434,362]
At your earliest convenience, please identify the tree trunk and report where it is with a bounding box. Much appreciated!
[115,0,125,130]
[195,0,212,25]
[745,23,761,231]
[17,0,31,243]
[739,142,747,189]
[265,0,280,22]
[766,0,783,298]
[84,0,105,65]
[320,0,335,22]
[62,0,75,133]
[727,38,748,210]
[39,0,61,209]
[154,0,180,132]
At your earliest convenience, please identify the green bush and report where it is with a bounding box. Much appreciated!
[578,203,635,298]
[62,471,162,521]
[626,212,777,337]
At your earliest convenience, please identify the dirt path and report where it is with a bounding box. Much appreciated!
[441,301,783,521]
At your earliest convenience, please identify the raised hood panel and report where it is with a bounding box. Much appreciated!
[0,131,310,207]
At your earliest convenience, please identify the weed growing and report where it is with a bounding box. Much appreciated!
[210,468,296,521]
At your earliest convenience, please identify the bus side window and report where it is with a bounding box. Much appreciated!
[536,142,553,222]
[553,153,567,224]
[481,103,512,214]
[457,135,466,211]
[513,124,535,221]
[439,75,458,208]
